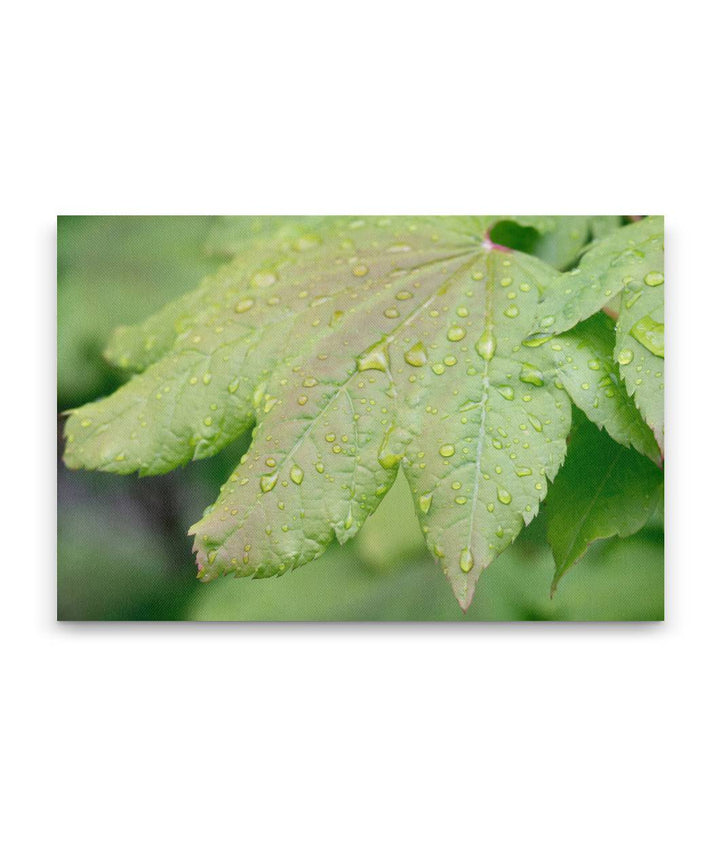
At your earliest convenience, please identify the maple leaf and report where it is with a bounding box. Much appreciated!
[63,216,662,609]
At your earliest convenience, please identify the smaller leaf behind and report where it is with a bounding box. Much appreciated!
[614,247,665,452]
[546,414,663,594]
[550,314,661,464]
[531,216,664,337]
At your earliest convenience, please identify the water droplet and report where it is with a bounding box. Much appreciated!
[447,325,466,342]
[235,298,254,313]
[203,373,212,386]
[522,333,553,348]
[504,305,519,318]
[404,342,427,367]
[357,342,389,372]
[315,462,325,473]
[475,328,496,361]
[460,547,474,574]
[303,376,318,387]
[588,359,601,371]
[456,306,469,318]
[519,363,544,386]
[644,271,664,287]
[439,444,455,458]
[539,315,555,329]
[352,264,369,277]
[528,414,543,432]
[228,378,240,394]
[290,464,304,485]
[203,416,212,426]
[293,234,321,252]
[630,316,664,357]
[378,449,402,469]
[260,472,278,492]
[431,363,445,375]
[625,289,643,309]
[515,466,532,477]
[251,270,277,288]
[497,385,514,401]
[419,492,433,513]
[497,487,512,505]
[617,348,634,365]
[384,306,400,319]
[396,290,413,300]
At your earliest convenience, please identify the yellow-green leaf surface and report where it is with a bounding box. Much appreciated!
[546,415,663,594]
[64,216,577,608]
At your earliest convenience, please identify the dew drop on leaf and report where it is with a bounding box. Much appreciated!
[260,472,278,492]
[522,333,553,348]
[519,363,545,387]
[475,328,496,361]
[497,487,512,505]
[251,271,277,288]
[460,548,474,574]
[630,316,664,357]
[357,343,389,372]
[404,342,427,367]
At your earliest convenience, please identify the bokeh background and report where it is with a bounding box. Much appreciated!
[57,216,664,620]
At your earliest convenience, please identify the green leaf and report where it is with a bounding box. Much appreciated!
[550,313,661,463]
[546,414,663,594]
[614,247,665,452]
[64,216,573,609]
[518,215,593,270]
[494,216,623,270]
[531,216,664,337]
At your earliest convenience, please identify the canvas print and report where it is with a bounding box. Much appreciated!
[57,216,664,620]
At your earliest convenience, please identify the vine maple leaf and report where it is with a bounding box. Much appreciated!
[63,216,660,609]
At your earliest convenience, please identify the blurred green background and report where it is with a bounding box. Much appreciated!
[57,216,664,621]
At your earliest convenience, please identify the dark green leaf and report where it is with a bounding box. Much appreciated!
[546,415,663,594]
